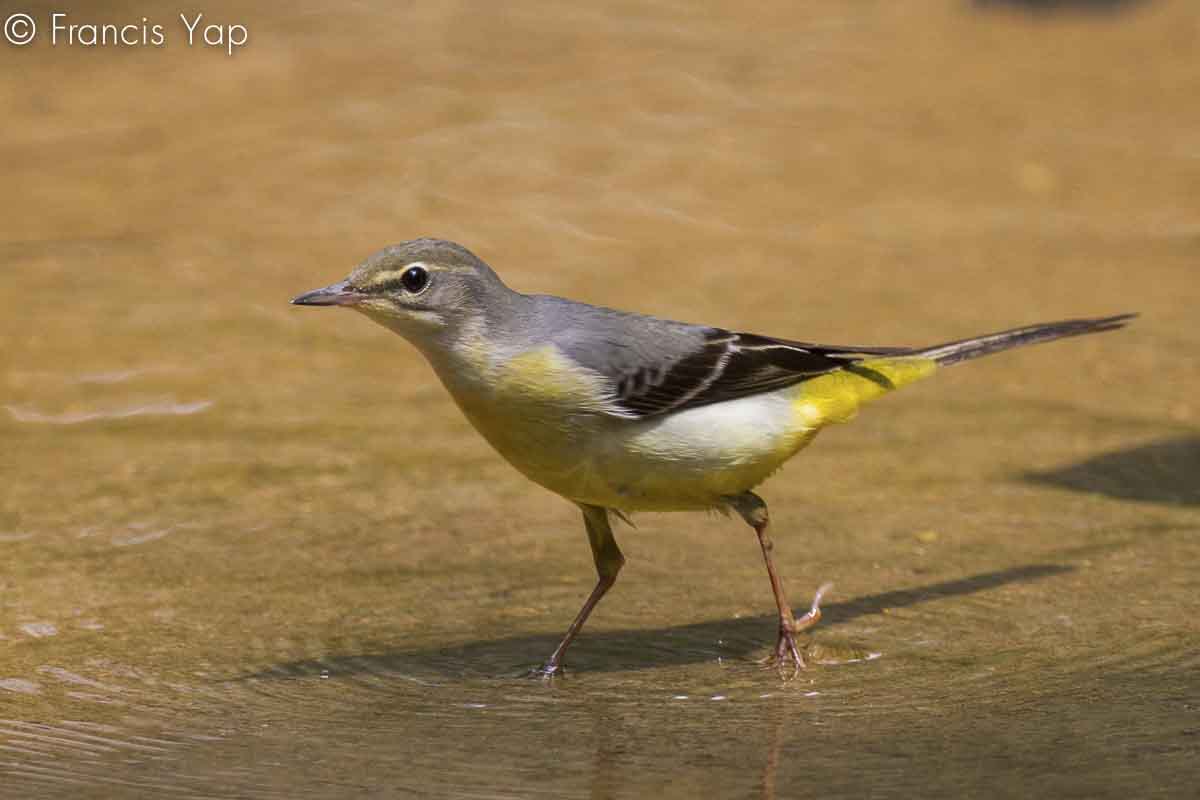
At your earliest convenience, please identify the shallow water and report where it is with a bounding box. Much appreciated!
[2,1,1199,797]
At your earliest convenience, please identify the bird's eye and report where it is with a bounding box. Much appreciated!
[401,265,429,294]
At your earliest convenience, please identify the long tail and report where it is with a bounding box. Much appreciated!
[914,313,1137,366]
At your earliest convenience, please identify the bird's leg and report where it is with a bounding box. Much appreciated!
[728,492,831,677]
[535,504,625,680]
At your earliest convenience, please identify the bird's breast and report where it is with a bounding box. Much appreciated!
[427,342,618,483]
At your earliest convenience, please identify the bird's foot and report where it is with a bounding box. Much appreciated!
[757,625,807,679]
[526,662,565,683]
[757,582,833,680]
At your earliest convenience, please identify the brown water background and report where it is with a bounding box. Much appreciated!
[2,1,1198,796]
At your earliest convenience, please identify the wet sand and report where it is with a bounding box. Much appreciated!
[2,1,1198,796]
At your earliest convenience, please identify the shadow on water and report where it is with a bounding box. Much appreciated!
[1025,435,1200,507]
[972,0,1150,13]
[245,563,1071,681]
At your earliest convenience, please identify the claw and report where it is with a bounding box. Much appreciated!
[527,663,565,683]
[758,583,833,678]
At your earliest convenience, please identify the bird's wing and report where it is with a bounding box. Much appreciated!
[559,319,910,419]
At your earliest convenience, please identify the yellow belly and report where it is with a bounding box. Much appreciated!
[437,346,938,512]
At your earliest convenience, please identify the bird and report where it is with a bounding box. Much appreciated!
[292,238,1134,677]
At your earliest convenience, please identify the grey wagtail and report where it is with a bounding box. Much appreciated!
[293,238,1134,677]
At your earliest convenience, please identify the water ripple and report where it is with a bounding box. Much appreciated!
[5,400,213,425]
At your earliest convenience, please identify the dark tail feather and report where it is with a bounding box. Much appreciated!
[915,313,1137,366]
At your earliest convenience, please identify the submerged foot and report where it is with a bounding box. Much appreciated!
[526,662,565,683]
[758,582,833,679]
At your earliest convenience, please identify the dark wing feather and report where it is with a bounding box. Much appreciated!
[613,329,910,418]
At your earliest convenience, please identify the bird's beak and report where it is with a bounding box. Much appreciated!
[291,279,367,307]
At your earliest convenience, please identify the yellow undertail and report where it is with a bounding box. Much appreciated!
[791,356,939,431]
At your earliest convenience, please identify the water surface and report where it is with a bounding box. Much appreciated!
[2,1,1198,796]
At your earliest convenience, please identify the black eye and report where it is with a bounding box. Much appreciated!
[401,265,429,294]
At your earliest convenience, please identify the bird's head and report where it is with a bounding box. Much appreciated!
[292,239,510,341]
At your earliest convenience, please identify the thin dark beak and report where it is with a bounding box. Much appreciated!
[291,279,366,307]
